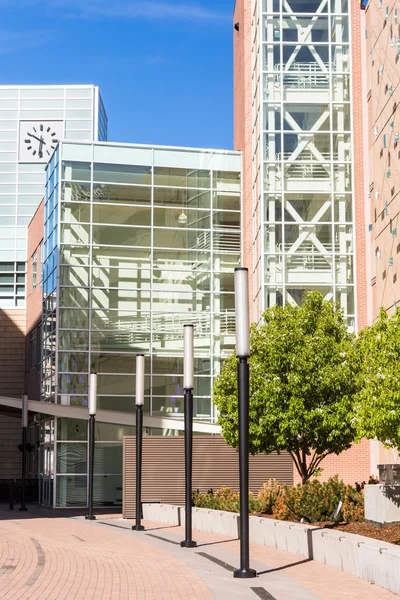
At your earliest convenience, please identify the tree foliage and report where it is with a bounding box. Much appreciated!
[213,291,358,484]
[356,308,400,449]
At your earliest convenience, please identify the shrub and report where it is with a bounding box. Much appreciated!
[193,487,259,513]
[257,479,283,515]
[272,477,365,524]
[342,486,365,523]
[193,476,365,524]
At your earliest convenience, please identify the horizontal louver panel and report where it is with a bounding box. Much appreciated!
[123,436,293,519]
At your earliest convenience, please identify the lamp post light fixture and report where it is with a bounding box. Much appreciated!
[86,373,97,521]
[19,393,28,512]
[132,354,145,532]
[180,324,197,548]
[233,268,256,578]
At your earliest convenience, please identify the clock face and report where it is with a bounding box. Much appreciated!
[19,120,63,163]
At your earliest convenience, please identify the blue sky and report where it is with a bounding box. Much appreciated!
[0,0,235,149]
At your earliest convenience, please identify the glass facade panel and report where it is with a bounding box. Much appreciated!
[42,143,240,507]
[94,163,151,185]
[42,142,241,425]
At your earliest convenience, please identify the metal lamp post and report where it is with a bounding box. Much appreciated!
[180,324,197,548]
[86,373,97,521]
[233,268,256,578]
[19,393,28,512]
[132,354,145,532]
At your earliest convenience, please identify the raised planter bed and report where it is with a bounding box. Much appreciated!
[142,503,400,596]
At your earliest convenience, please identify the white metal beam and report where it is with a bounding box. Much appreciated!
[0,396,221,435]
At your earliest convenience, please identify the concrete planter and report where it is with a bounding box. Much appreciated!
[365,483,400,525]
[141,503,400,596]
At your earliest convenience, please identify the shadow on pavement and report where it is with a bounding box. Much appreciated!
[196,537,239,548]
[257,558,312,575]
[0,503,121,521]
[143,524,181,531]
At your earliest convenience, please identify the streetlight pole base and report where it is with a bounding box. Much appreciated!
[85,515,96,521]
[180,540,197,548]
[19,507,27,512]
[132,525,145,531]
[233,568,257,579]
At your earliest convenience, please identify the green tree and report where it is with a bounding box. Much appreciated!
[213,291,358,484]
[356,308,400,449]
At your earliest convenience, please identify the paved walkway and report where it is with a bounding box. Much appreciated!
[0,507,397,600]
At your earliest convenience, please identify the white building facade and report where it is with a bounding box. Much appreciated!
[0,85,107,307]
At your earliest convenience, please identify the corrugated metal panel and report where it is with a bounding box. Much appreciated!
[123,436,293,519]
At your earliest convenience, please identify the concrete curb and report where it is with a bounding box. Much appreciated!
[142,503,400,596]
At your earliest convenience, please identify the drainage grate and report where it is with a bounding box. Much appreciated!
[251,587,277,600]
[196,552,235,572]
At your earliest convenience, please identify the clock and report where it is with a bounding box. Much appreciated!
[19,120,64,163]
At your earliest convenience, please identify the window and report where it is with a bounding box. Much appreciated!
[395,8,398,24]
[383,134,387,148]
[32,251,37,290]
[36,323,42,372]
[39,241,43,285]
[29,330,35,370]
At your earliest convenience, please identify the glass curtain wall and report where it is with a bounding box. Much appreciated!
[43,143,241,426]
[257,0,355,326]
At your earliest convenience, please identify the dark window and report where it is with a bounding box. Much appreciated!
[29,331,35,370]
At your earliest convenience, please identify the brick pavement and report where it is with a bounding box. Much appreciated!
[0,508,398,600]
[160,523,396,600]
[0,511,213,600]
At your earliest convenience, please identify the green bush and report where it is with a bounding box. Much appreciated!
[272,476,364,523]
[193,476,365,524]
[192,486,259,513]
[256,479,283,514]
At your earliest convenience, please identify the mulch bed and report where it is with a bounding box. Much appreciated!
[334,521,400,545]
[255,512,400,545]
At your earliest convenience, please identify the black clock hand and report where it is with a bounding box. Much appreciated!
[28,132,42,143]
[38,137,46,158]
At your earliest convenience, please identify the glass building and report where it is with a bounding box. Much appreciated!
[0,85,107,307]
[40,141,241,506]
[251,0,355,327]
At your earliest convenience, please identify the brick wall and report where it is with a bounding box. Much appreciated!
[25,200,44,401]
[0,308,26,479]
[292,438,372,486]
[233,0,254,319]
[365,0,400,316]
